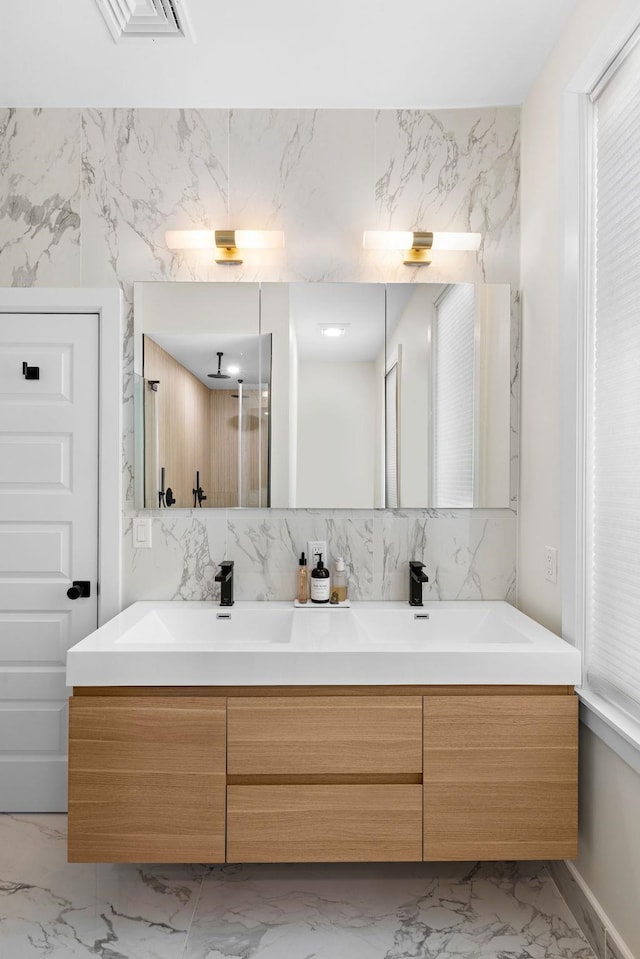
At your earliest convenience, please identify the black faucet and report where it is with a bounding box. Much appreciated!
[215,560,234,606]
[409,561,429,606]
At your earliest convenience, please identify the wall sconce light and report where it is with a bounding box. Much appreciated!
[166,229,285,265]
[362,231,481,265]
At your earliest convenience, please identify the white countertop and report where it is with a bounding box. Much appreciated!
[66,600,582,687]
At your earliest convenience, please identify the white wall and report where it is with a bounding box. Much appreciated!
[520,2,640,953]
[296,361,377,508]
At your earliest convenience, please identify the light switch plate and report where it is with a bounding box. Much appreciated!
[133,518,152,549]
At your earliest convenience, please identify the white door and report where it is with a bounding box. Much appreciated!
[0,313,99,811]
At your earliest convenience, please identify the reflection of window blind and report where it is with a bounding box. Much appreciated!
[587,34,640,721]
[385,364,398,508]
[434,284,475,507]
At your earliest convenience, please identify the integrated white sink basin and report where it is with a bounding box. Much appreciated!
[114,607,296,646]
[66,601,581,687]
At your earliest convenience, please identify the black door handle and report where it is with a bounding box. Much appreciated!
[67,581,91,600]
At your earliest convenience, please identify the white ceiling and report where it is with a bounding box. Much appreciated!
[1,0,577,109]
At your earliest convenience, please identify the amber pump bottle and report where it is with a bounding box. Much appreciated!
[310,553,331,604]
[297,551,309,604]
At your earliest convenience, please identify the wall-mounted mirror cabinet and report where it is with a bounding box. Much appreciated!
[134,281,511,510]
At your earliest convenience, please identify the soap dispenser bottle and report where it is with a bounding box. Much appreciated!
[297,551,309,604]
[310,553,330,604]
[332,557,348,603]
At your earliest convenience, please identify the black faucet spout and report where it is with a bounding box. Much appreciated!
[409,561,429,606]
[215,560,234,606]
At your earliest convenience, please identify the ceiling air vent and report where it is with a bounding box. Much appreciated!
[95,0,193,41]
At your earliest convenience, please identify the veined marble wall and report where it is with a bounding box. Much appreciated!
[0,107,520,606]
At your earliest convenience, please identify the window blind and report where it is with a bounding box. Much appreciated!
[434,284,475,507]
[385,363,398,509]
[588,34,640,720]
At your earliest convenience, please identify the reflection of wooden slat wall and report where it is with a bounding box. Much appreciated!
[210,389,266,507]
[143,337,211,508]
[241,389,265,508]
[209,391,239,508]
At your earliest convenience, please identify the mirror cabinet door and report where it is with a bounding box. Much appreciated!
[135,282,267,509]
[134,281,511,510]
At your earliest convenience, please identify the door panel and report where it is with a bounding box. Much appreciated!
[0,313,99,811]
[0,434,72,489]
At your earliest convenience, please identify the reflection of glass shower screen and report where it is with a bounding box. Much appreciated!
[434,284,475,507]
[238,333,272,508]
[385,364,399,509]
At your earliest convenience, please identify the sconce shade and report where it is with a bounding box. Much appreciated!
[363,230,481,265]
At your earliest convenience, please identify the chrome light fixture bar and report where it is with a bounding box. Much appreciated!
[166,229,285,265]
[363,230,481,265]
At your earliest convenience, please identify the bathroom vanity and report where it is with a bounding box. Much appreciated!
[66,602,580,864]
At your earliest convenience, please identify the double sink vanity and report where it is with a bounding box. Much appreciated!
[66,600,581,865]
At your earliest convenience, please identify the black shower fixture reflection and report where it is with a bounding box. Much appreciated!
[208,351,231,379]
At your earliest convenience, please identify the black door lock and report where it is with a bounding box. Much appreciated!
[67,581,91,600]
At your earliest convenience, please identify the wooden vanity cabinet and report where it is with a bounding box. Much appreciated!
[68,685,578,864]
[68,696,226,862]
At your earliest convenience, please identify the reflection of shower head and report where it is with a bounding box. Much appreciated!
[208,352,231,379]
[231,378,243,398]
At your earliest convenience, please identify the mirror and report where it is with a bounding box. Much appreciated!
[134,281,511,510]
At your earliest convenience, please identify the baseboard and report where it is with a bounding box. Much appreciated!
[546,860,636,959]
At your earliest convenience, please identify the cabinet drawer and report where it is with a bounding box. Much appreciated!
[227,696,422,776]
[227,784,423,862]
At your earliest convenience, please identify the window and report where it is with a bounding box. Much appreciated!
[585,31,640,724]
[433,284,475,507]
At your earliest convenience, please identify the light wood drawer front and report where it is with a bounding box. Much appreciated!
[423,695,578,861]
[68,697,226,863]
[227,696,422,775]
[227,784,423,862]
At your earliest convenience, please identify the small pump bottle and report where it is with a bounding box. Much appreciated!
[310,553,331,604]
[332,557,348,603]
[297,551,309,604]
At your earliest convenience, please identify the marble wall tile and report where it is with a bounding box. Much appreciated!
[227,509,375,601]
[126,506,515,604]
[374,108,520,286]
[374,508,517,603]
[0,109,81,287]
[229,109,375,282]
[81,109,229,289]
[122,509,228,606]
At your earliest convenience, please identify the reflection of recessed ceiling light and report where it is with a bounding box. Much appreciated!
[262,390,269,398]
[319,324,348,338]
[227,365,240,374]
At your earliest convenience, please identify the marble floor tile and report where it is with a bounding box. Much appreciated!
[0,815,594,959]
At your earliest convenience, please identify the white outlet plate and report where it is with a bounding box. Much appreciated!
[308,540,327,567]
[545,545,558,583]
